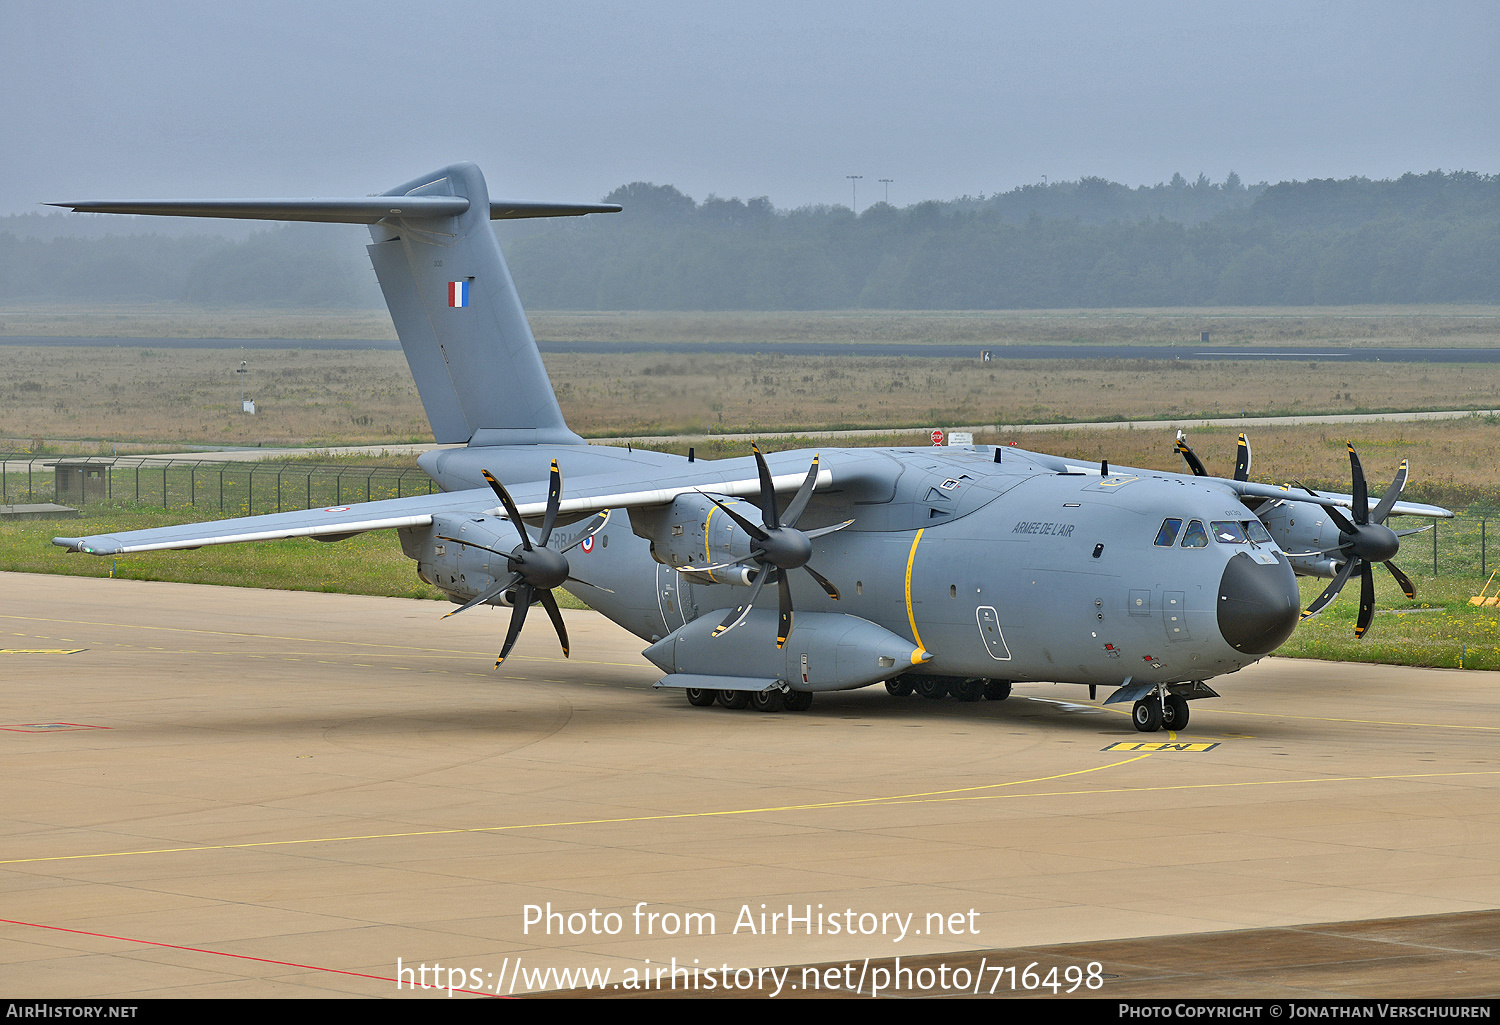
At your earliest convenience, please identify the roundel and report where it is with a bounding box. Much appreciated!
[322,506,352,512]
[580,535,595,554]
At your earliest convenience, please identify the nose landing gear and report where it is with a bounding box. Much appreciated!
[1132,691,1190,733]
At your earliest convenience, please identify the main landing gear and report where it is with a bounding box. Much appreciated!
[682,687,813,713]
[885,676,1011,702]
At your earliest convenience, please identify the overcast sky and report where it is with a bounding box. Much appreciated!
[3,1,1497,217]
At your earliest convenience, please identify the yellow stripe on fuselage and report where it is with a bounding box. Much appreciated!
[905,528,926,652]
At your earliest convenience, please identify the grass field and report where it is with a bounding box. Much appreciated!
[5,303,1500,347]
[5,343,1500,449]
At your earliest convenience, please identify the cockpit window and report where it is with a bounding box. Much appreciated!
[1211,520,1247,544]
[1154,518,1183,547]
[1244,519,1273,544]
[1180,520,1209,548]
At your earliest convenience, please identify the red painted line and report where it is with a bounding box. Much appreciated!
[0,917,505,997]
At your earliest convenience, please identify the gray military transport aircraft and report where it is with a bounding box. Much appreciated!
[49,163,1452,732]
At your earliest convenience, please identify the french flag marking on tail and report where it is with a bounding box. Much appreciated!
[448,280,469,307]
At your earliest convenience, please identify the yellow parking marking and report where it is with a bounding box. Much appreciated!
[0,649,85,654]
[1103,741,1219,752]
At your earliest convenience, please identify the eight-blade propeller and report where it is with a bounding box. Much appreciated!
[689,444,851,647]
[1297,444,1415,638]
[436,461,606,667]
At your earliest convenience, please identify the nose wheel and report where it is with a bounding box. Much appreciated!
[1132,694,1190,732]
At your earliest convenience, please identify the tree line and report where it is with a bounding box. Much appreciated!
[2,171,1496,309]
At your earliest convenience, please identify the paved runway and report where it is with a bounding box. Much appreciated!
[3,572,1498,999]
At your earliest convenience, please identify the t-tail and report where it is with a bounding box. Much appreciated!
[50,162,618,448]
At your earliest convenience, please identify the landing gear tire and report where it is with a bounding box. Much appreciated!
[914,678,949,700]
[1132,699,1163,733]
[983,680,1012,702]
[718,689,750,710]
[885,679,913,697]
[1161,695,1190,731]
[784,690,814,712]
[952,679,985,702]
[685,687,716,707]
[751,689,785,713]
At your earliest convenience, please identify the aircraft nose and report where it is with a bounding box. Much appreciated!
[1217,551,1300,655]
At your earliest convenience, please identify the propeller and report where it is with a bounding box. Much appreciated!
[689,443,851,647]
[1176,430,1251,481]
[436,461,606,666]
[1297,444,1415,638]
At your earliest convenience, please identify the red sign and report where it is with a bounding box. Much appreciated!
[931,429,943,446]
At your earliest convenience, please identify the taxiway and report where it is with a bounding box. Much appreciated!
[2,572,1497,998]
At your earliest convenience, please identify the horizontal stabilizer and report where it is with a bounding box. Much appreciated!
[48,197,619,224]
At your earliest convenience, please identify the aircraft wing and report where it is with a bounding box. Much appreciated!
[1222,479,1453,518]
[52,465,832,556]
[1039,447,1453,519]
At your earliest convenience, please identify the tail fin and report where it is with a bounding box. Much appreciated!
[50,162,619,447]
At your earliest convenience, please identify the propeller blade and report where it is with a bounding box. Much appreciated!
[1301,557,1359,621]
[1347,444,1369,525]
[565,575,615,594]
[435,535,514,561]
[442,570,522,618]
[1395,525,1432,538]
[781,454,821,527]
[481,469,532,551]
[802,519,855,540]
[776,572,793,648]
[1175,432,1208,477]
[751,443,781,529]
[1234,433,1251,482]
[712,568,772,637]
[558,510,610,553]
[1369,459,1409,525]
[803,563,841,600]
[539,460,562,547]
[1385,561,1416,600]
[700,492,770,542]
[679,552,761,573]
[537,588,570,658]
[495,584,533,665]
[1355,561,1376,638]
[1298,483,1359,535]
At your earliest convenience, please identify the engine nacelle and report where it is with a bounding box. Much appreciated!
[1257,500,1347,577]
[400,513,516,604]
[628,492,755,571]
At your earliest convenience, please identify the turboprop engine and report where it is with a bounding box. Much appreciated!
[406,512,519,601]
[629,492,755,574]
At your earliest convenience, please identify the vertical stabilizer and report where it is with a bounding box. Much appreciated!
[367,163,584,447]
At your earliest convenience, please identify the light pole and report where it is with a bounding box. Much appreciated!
[846,175,863,214]
[878,178,894,205]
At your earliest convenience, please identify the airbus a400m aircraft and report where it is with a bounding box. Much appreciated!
[50,163,1452,733]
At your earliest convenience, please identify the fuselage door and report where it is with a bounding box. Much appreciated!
[657,563,689,630]
[976,605,1013,660]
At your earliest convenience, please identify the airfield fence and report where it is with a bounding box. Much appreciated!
[0,454,436,518]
